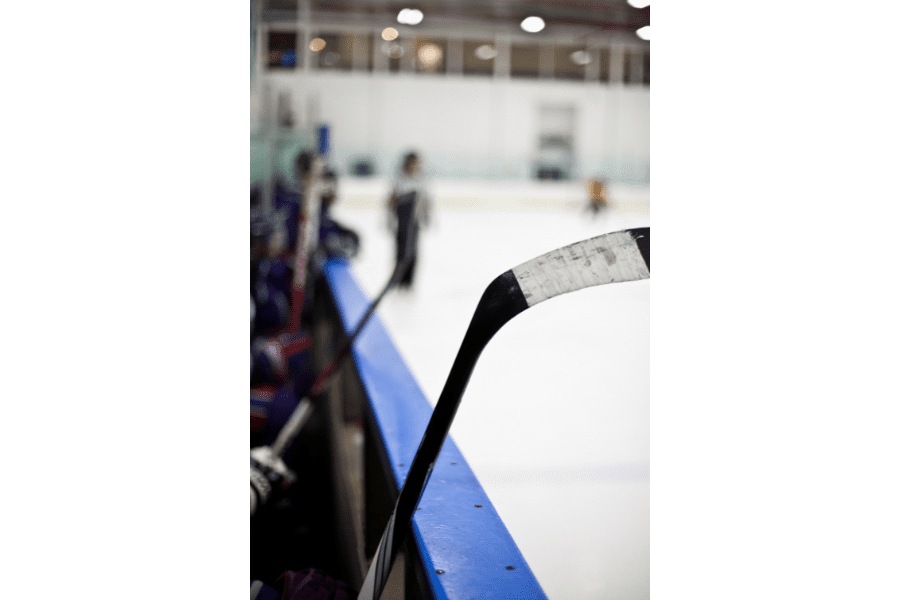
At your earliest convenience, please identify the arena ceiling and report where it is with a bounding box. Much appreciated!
[263,0,650,34]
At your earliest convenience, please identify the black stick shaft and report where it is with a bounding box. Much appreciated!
[309,254,410,397]
[358,227,650,600]
[360,271,529,598]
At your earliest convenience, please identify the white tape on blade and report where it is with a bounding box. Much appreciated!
[511,231,649,307]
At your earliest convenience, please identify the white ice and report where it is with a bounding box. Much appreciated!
[329,178,650,600]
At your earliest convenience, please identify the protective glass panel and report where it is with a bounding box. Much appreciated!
[462,40,495,76]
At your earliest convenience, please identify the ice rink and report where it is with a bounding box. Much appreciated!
[329,179,651,599]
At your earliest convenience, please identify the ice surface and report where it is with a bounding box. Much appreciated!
[329,181,650,599]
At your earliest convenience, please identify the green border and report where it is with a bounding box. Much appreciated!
[3,1,249,600]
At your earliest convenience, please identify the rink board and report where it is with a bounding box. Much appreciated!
[324,258,548,600]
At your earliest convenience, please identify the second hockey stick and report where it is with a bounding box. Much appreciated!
[251,238,417,517]
[269,217,419,458]
[357,227,650,600]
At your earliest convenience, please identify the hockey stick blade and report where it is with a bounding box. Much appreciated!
[358,227,649,600]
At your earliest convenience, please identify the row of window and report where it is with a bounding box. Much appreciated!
[267,31,649,84]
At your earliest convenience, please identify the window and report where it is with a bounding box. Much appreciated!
[554,45,588,81]
[599,47,611,82]
[313,33,353,71]
[375,37,405,72]
[262,25,648,86]
[510,44,540,78]
[462,40,494,76]
[353,33,375,71]
[268,31,298,69]
[622,50,647,85]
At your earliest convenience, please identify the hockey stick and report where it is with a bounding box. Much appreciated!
[270,254,411,457]
[288,154,325,333]
[357,227,650,600]
[269,205,419,457]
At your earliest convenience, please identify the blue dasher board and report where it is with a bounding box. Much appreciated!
[323,258,548,600]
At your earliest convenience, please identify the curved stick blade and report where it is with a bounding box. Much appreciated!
[511,227,649,307]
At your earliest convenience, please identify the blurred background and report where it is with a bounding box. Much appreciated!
[252,1,650,598]
[251,0,649,186]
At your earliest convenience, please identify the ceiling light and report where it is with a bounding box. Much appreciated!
[382,27,399,41]
[417,43,442,69]
[309,38,326,52]
[520,16,545,33]
[474,45,497,60]
[627,0,650,8]
[398,8,424,25]
[636,25,649,40]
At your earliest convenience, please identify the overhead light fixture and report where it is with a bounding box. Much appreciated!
[417,43,442,69]
[627,0,650,7]
[520,16,545,33]
[309,38,326,52]
[382,27,399,41]
[474,45,497,60]
[398,8,424,25]
[636,25,649,40]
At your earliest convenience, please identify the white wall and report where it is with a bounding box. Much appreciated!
[264,70,650,183]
